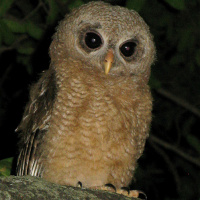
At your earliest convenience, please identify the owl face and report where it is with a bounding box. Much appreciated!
[50,1,155,81]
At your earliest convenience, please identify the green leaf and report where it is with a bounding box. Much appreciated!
[195,49,200,66]
[17,55,33,74]
[0,28,2,45]
[164,0,186,10]
[2,19,26,33]
[169,54,185,66]
[126,0,146,12]
[149,74,161,89]
[0,0,15,17]
[186,134,200,154]
[0,20,15,45]
[46,0,59,24]
[177,29,192,52]
[17,47,34,55]
[26,21,44,40]
[0,157,13,177]
[68,0,84,11]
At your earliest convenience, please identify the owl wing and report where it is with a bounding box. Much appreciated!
[16,67,57,176]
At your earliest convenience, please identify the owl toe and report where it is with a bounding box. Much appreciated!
[116,188,147,199]
[90,184,116,193]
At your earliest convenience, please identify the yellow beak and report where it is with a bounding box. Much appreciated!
[104,49,114,75]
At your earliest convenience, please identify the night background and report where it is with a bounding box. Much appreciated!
[0,0,200,199]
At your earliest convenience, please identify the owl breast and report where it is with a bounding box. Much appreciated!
[40,70,152,188]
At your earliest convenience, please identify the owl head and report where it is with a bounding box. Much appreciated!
[50,1,155,82]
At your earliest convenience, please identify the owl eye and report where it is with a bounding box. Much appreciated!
[84,32,103,50]
[120,41,137,58]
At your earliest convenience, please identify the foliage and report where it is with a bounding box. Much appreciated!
[0,157,13,176]
[0,0,200,199]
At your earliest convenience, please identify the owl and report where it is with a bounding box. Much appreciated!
[16,1,155,198]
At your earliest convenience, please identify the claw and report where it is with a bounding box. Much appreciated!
[76,181,82,188]
[137,190,147,200]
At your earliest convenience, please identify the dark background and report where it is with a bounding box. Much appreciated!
[0,0,200,199]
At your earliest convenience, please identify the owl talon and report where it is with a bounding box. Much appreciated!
[76,181,82,188]
[90,184,116,193]
[104,183,116,192]
[116,187,129,196]
[116,188,147,199]
[137,190,147,200]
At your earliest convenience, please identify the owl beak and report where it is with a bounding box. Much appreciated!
[104,49,114,75]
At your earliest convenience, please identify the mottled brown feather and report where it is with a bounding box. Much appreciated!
[16,68,57,176]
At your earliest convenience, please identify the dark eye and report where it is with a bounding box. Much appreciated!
[120,41,137,57]
[84,32,103,50]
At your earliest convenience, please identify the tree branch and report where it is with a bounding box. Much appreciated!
[0,176,141,200]
[22,1,43,21]
[0,35,27,54]
[149,134,200,167]
[156,88,200,118]
[149,139,181,193]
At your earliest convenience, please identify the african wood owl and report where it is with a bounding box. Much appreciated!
[16,1,155,198]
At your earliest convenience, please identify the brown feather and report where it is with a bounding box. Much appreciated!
[16,68,57,176]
